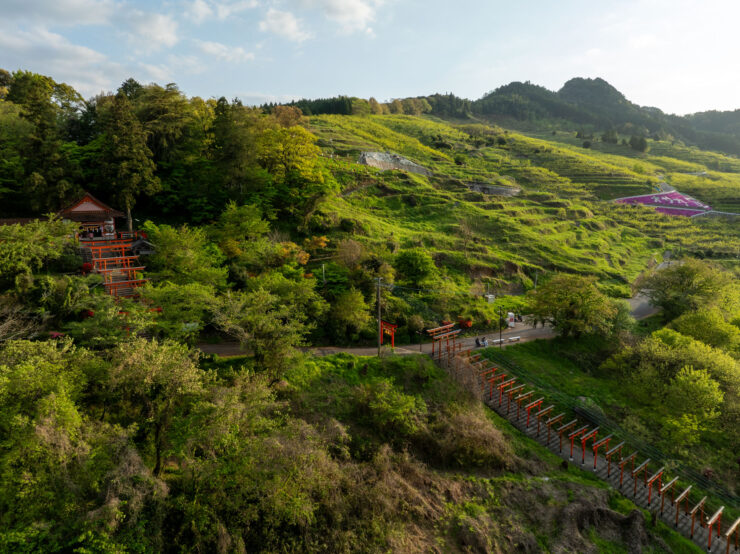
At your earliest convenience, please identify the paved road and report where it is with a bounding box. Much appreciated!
[200,279,668,358]
[627,254,674,320]
[199,323,555,358]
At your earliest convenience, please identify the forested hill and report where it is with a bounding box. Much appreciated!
[274,77,740,157]
[470,78,740,156]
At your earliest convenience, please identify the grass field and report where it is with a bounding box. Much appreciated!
[306,115,740,305]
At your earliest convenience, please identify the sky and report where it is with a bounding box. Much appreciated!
[2,0,740,115]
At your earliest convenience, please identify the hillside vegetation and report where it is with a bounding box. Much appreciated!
[1,69,738,553]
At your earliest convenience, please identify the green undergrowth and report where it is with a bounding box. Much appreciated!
[276,353,697,552]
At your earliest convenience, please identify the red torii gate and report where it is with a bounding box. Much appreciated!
[646,466,665,505]
[556,419,578,454]
[545,413,565,444]
[674,485,692,528]
[426,324,458,359]
[631,458,651,497]
[524,397,544,427]
[706,506,723,551]
[505,384,526,414]
[567,425,589,461]
[497,378,517,405]
[605,441,625,477]
[579,426,599,465]
[618,451,638,487]
[689,496,707,539]
[535,405,554,435]
[380,320,397,347]
[514,390,534,419]
[487,372,509,401]
[478,366,497,392]
[724,516,740,554]
[591,434,613,470]
[659,476,679,515]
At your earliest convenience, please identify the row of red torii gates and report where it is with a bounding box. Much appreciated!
[428,324,739,553]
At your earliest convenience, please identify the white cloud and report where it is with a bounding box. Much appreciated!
[186,0,258,22]
[2,0,116,25]
[124,11,179,48]
[196,40,255,62]
[0,26,119,96]
[214,0,258,19]
[259,9,312,42]
[4,0,180,52]
[140,63,173,83]
[298,0,382,34]
[186,0,213,22]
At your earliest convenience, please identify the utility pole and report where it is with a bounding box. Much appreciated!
[322,263,326,285]
[376,277,382,357]
[498,306,503,348]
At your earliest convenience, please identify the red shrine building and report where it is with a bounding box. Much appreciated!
[59,192,125,239]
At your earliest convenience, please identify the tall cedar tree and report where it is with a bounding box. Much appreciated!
[98,92,160,230]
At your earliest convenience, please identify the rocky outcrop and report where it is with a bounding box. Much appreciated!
[358,151,431,176]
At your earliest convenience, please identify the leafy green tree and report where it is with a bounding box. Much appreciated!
[394,249,436,286]
[670,309,740,354]
[109,338,204,475]
[0,100,34,212]
[601,128,618,143]
[368,97,383,114]
[140,282,218,344]
[142,221,228,289]
[637,259,729,320]
[629,134,649,152]
[63,294,156,349]
[213,289,309,378]
[209,201,270,261]
[257,125,334,224]
[662,366,724,450]
[97,92,160,230]
[332,288,371,340]
[0,339,162,551]
[527,274,617,338]
[0,218,77,290]
[5,71,83,212]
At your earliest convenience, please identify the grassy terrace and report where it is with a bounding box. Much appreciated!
[309,115,740,298]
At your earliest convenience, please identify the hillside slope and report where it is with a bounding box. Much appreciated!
[305,115,740,312]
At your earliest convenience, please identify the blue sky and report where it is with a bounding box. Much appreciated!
[2,0,739,114]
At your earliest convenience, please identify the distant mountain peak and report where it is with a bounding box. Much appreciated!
[558,77,627,106]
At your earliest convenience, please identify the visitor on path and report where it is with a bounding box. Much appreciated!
[475,337,481,348]
[482,337,489,347]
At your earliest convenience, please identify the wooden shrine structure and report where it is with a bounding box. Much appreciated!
[62,193,150,298]
[60,192,124,239]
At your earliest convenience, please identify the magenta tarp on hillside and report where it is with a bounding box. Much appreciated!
[615,191,711,217]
